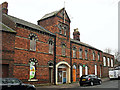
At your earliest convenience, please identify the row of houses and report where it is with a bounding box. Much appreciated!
[1,2,114,84]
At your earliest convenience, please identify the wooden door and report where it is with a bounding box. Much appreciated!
[73,69,76,82]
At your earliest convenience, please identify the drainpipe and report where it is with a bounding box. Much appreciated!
[70,41,73,83]
[54,36,56,85]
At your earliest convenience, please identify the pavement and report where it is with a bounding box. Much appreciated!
[35,78,110,88]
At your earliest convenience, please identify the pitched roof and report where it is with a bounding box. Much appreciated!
[0,22,16,33]
[70,39,102,51]
[3,14,55,36]
[38,8,71,22]
[39,8,62,21]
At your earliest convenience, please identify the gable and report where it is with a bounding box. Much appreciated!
[38,8,71,23]
[57,8,71,23]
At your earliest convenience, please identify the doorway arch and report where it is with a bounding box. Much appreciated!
[56,61,71,84]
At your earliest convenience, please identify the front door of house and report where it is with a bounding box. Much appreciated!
[62,71,67,83]
[73,69,76,82]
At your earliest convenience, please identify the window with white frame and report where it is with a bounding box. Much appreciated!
[95,65,97,75]
[103,57,106,66]
[79,65,82,77]
[79,49,82,58]
[73,47,76,58]
[111,59,113,67]
[85,66,88,75]
[49,41,53,54]
[107,58,110,67]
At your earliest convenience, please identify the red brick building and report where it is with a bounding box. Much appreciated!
[1,2,114,85]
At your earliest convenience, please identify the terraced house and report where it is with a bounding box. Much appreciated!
[1,2,114,85]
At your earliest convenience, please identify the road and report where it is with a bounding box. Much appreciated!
[36,80,119,90]
[77,80,119,88]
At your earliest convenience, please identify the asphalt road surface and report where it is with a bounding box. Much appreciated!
[77,80,119,88]
[36,80,120,90]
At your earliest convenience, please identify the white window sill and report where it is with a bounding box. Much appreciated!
[28,79,38,81]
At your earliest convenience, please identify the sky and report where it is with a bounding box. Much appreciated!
[0,0,119,55]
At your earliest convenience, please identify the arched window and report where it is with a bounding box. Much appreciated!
[79,48,82,58]
[73,47,76,58]
[85,65,88,75]
[29,58,38,80]
[62,44,66,56]
[98,53,100,60]
[85,50,88,59]
[95,64,97,75]
[111,59,113,67]
[103,57,106,66]
[107,58,110,67]
[29,33,38,51]
[79,65,82,77]
[93,51,95,60]
[49,40,53,54]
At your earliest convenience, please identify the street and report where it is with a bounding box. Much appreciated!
[77,80,119,88]
[36,80,119,90]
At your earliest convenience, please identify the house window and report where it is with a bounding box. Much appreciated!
[59,29,62,34]
[49,41,53,54]
[95,65,97,75]
[85,66,88,75]
[79,49,82,58]
[29,33,38,51]
[73,47,76,58]
[85,50,88,59]
[64,29,66,36]
[103,57,106,66]
[98,53,100,60]
[29,58,38,80]
[62,44,66,56]
[58,24,62,34]
[30,36,36,51]
[111,59,113,67]
[93,52,95,60]
[79,65,82,77]
[107,58,110,67]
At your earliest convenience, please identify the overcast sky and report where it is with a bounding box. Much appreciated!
[0,0,119,54]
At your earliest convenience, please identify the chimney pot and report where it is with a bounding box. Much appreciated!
[1,2,8,14]
[73,28,80,41]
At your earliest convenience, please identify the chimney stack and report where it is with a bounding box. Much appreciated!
[0,2,8,14]
[73,28,80,41]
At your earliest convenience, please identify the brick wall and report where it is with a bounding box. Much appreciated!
[13,26,55,83]
[2,31,16,77]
